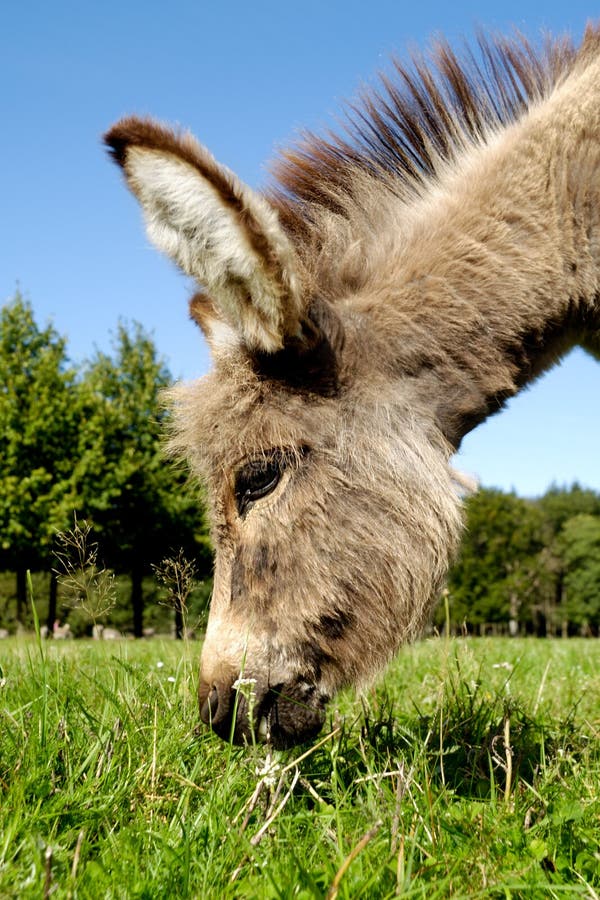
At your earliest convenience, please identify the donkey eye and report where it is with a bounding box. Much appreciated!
[235,456,282,517]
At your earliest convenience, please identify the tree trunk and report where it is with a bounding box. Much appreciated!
[47,571,58,633]
[131,567,144,638]
[174,601,184,640]
[16,567,27,626]
[508,591,519,636]
[536,611,547,638]
[555,570,568,638]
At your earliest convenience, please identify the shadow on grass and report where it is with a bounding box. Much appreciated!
[303,663,588,803]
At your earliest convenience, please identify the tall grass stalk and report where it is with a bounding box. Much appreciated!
[27,569,48,749]
[53,517,117,630]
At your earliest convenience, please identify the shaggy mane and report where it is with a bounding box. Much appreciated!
[268,27,600,242]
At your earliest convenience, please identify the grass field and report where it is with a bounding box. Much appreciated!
[1,634,600,899]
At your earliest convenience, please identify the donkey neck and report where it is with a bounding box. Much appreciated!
[362,62,600,448]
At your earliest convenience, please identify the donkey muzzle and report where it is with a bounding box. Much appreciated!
[198,675,327,749]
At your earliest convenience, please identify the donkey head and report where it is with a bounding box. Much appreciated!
[105,118,463,748]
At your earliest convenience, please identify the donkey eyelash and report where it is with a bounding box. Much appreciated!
[234,454,284,517]
[234,446,311,517]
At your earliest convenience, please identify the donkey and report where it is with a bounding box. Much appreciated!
[105,26,600,748]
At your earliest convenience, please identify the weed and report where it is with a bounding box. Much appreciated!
[53,517,117,631]
[152,549,197,639]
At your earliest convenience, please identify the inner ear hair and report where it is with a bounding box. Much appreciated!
[105,115,306,355]
[250,297,345,396]
[189,292,240,354]
[189,292,219,333]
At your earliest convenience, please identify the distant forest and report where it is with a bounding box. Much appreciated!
[1,294,599,638]
[441,483,600,636]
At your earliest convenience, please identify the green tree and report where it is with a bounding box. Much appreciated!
[0,294,79,624]
[535,485,600,635]
[444,489,546,633]
[74,322,210,636]
[559,514,600,634]
[537,483,600,532]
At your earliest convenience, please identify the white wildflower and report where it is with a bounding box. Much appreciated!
[232,676,257,689]
[256,757,281,788]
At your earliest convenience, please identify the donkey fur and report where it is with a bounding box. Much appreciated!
[105,27,600,746]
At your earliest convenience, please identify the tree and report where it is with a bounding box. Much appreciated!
[444,489,546,633]
[559,514,600,634]
[442,484,600,636]
[0,294,79,624]
[74,322,210,636]
[535,485,600,635]
[537,484,600,532]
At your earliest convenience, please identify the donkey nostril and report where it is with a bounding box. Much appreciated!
[200,685,219,725]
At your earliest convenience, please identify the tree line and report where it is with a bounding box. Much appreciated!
[0,293,211,636]
[440,484,600,636]
[1,293,599,638]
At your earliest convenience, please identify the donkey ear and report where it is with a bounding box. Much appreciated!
[189,291,240,355]
[104,116,304,353]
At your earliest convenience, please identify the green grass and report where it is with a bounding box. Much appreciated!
[1,636,600,899]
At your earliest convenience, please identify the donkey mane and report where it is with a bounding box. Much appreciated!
[269,29,596,248]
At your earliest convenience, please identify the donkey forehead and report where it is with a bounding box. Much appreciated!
[169,360,343,475]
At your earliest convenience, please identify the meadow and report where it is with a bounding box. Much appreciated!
[1,634,599,899]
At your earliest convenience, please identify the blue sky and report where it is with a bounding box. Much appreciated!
[2,0,598,497]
